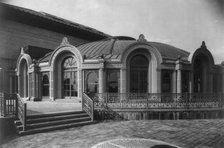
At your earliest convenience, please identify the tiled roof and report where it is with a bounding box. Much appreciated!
[78,37,189,61]
[38,36,190,63]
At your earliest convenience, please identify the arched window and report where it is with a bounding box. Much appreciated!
[42,74,49,96]
[85,71,98,95]
[130,55,148,93]
[193,58,204,93]
[63,57,78,98]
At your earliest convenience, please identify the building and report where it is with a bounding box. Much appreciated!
[0,2,109,94]
[1,3,224,120]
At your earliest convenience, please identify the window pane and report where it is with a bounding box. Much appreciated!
[63,57,78,98]
[130,55,148,93]
[42,74,49,96]
[85,71,98,94]
[161,71,171,93]
[107,70,120,93]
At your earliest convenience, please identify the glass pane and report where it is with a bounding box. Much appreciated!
[130,55,148,93]
[42,75,49,96]
[62,57,78,98]
[86,71,98,94]
[107,70,120,93]
[162,71,171,93]
[71,71,77,96]
[63,57,77,69]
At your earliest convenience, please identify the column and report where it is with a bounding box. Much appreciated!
[99,68,104,94]
[77,69,82,101]
[177,69,182,93]
[172,70,177,93]
[120,68,126,94]
[33,72,36,99]
[49,69,54,101]
[176,60,182,94]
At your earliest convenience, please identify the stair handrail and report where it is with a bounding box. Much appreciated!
[16,94,27,131]
[82,93,94,121]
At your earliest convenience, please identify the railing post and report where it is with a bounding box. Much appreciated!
[92,99,94,121]
[15,94,18,117]
[23,103,27,131]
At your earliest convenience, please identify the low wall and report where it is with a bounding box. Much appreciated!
[94,109,224,121]
[0,117,17,145]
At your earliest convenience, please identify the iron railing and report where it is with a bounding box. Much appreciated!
[0,92,17,117]
[91,93,224,110]
[83,93,94,121]
[17,94,27,131]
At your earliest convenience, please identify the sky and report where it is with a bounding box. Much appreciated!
[4,0,224,64]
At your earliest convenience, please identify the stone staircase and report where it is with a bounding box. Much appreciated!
[14,111,95,135]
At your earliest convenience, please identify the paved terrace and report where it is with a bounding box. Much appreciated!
[25,99,82,115]
[2,119,224,148]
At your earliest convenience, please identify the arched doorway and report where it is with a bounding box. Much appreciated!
[129,55,149,93]
[62,57,78,98]
[19,59,28,98]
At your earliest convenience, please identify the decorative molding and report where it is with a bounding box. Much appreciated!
[106,63,124,69]
[81,63,103,69]
[137,34,147,42]
[201,41,207,49]
[60,37,70,46]
[20,47,25,55]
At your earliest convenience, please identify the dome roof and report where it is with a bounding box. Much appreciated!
[77,36,189,61]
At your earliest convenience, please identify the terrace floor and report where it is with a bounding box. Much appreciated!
[25,99,82,115]
[2,119,224,148]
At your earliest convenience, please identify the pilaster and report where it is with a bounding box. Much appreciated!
[176,59,182,93]
[120,68,126,93]
[49,69,54,101]
[172,70,177,93]
[99,68,104,94]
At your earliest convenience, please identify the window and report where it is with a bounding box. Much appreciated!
[85,70,98,95]
[63,57,78,98]
[130,55,148,93]
[107,70,120,93]
[42,74,49,96]
[182,71,189,93]
[161,71,172,93]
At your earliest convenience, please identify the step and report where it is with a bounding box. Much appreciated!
[27,111,85,119]
[16,116,91,131]
[26,113,89,124]
[18,120,97,135]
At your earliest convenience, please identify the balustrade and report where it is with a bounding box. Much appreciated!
[17,94,27,131]
[0,92,17,117]
[90,93,224,110]
[83,93,94,121]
